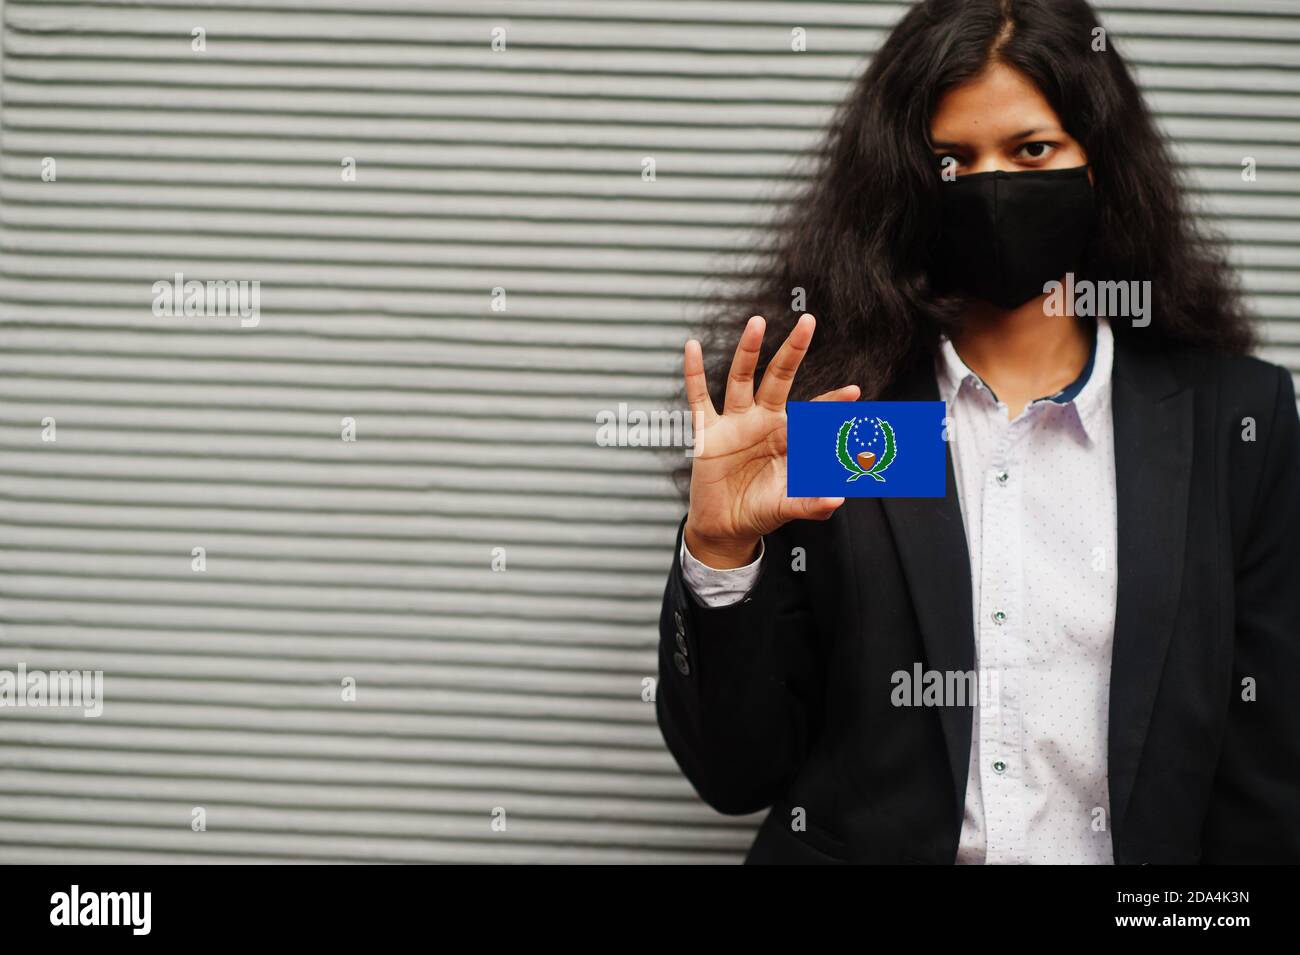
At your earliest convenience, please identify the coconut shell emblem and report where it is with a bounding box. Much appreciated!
[836,416,897,483]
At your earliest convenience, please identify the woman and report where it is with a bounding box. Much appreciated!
[657,0,1299,864]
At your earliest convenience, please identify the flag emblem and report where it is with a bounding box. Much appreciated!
[836,416,896,482]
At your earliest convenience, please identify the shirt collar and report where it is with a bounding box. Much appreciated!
[935,317,1113,440]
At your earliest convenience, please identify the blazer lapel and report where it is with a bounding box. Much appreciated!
[869,357,976,818]
[1107,338,1193,833]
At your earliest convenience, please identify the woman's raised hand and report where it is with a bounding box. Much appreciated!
[682,313,861,568]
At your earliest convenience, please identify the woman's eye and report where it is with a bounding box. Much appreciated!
[1018,141,1055,161]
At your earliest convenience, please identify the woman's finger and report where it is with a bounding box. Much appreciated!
[778,495,846,523]
[755,313,815,411]
[683,339,719,426]
[722,315,765,414]
[811,384,861,403]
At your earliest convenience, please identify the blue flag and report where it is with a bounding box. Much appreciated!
[786,401,947,498]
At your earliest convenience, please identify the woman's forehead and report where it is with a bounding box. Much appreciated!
[929,62,1062,140]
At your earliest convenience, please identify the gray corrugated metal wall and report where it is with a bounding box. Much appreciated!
[0,0,1296,864]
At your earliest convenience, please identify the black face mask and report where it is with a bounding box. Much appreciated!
[931,164,1095,310]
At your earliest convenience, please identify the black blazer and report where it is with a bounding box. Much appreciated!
[656,335,1300,864]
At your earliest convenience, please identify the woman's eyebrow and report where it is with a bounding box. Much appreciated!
[930,127,1062,150]
[1002,126,1061,142]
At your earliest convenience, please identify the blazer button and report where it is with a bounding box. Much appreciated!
[673,651,690,676]
[675,631,688,655]
[673,610,684,631]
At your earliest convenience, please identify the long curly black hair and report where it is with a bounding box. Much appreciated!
[690,0,1255,423]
